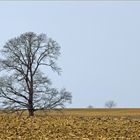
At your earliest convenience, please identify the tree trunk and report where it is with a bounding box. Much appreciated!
[28,108,34,116]
[28,93,34,116]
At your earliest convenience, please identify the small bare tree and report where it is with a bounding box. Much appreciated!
[0,32,72,116]
[87,105,93,108]
[105,100,116,108]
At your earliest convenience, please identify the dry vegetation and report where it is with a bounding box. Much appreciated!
[0,109,140,140]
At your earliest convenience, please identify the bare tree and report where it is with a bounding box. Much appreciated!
[105,100,116,108]
[87,105,93,108]
[0,32,72,116]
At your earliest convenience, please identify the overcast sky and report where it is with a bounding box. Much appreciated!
[0,1,140,108]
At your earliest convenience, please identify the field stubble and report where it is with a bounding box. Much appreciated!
[0,109,140,140]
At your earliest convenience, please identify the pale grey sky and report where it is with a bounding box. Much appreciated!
[0,1,140,108]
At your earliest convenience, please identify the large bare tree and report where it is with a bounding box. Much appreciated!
[0,32,72,116]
